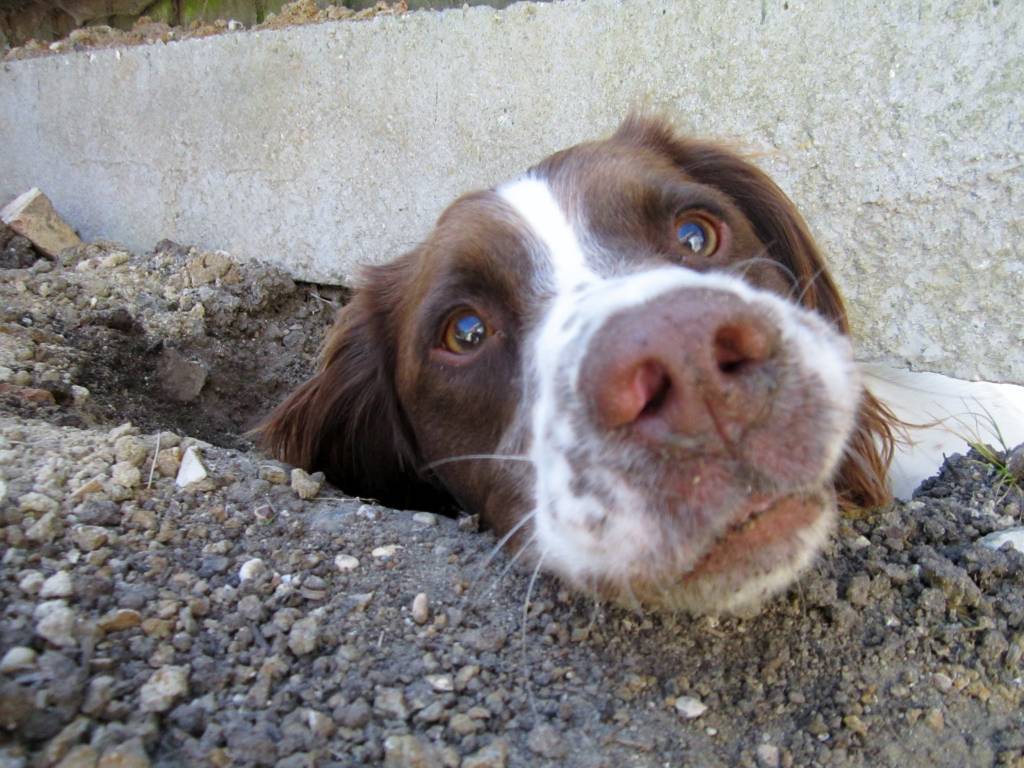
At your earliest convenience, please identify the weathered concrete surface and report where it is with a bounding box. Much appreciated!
[1,0,1022,382]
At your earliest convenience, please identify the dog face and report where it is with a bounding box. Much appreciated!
[261,117,894,613]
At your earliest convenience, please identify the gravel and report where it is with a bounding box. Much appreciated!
[2,239,1023,766]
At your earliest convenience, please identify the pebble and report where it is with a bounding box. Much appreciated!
[462,738,509,768]
[139,665,190,712]
[412,512,438,526]
[40,570,74,598]
[526,723,568,759]
[154,448,182,478]
[334,554,360,571]
[288,616,320,656]
[755,743,781,768]
[175,446,208,487]
[72,525,109,551]
[372,545,402,559]
[0,646,37,672]
[19,570,44,595]
[55,744,99,768]
[34,601,77,647]
[290,468,324,500]
[374,688,409,720]
[411,592,430,624]
[114,435,149,467]
[258,464,289,484]
[19,491,59,515]
[26,511,61,544]
[238,558,267,582]
[382,734,442,768]
[426,674,454,692]
[97,609,142,632]
[674,696,708,719]
[110,462,142,488]
[977,527,1024,555]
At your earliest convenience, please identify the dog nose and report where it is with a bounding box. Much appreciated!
[582,289,780,445]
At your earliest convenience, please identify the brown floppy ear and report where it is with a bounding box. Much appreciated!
[615,115,897,508]
[257,257,447,510]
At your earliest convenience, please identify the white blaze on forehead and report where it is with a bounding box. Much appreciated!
[497,177,594,290]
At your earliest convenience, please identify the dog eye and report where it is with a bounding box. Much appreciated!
[442,310,489,354]
[675,214,719,257]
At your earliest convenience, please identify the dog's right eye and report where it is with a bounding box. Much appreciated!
[441,310,489,355]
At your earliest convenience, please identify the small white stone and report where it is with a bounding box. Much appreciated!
[19,570,44,594]
[674,696,707,719]
[425,674,453,692]
[288,616,320,656]
[0,479,6,504]
[334,554,360,572]
[25,512,61,544]
[175,446,208,488]
[411,593,430,625]
[756,743,781,768]
[412,512,438,526]
[40,570,73,598]
[290,468,324,500]
[978,527,1024,554]
[239,558,267,582]
[0,646,37,673]
[140,665,190,712]
[35,602,77,647]
[372,544,402,559]
[70,385,90,405]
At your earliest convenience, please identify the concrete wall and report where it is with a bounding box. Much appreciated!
[1,0,1022,383]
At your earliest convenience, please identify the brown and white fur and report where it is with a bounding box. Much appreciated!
[259,116,897,614]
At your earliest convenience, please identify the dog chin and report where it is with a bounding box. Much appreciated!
[549,491,837,615]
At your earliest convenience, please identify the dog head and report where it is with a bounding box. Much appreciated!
[260,116,895,613]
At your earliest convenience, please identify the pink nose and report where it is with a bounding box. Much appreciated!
[581,289,780,445]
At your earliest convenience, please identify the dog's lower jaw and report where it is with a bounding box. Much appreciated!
[531,490,837,615]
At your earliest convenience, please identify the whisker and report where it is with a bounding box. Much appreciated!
[421,454,532,472]
[521,549,548,719]
[479,509,538,574]
[487,531,539,595]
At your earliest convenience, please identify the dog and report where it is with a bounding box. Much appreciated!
[259,116,897,613]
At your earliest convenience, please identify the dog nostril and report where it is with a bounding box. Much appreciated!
[713,322,774,375]
[636,361,671,418]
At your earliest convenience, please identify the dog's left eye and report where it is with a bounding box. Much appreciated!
[442,310,489,354]
[675,214,719,257]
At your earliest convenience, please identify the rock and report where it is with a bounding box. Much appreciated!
[113,436,149,467]
[72,525,109,552]
[35,602,77,647]
[425,675,453,692]
[40,570,73,598]
[462,738,509,768]
[82,676,115,717]
[139,666,189,713]
[290,468,324,500]
[154,447,182,478]
[96,737,151,768]
[55,744,100,768]
[19,491,59,515]
[0,188,82,258]
[374,688,409,720]
[238,558,267,582]
[42,715,91,767]
[97,609,142,632]
[411,592,430,625]
[0,646,37,673]
[978,527,1024,555]
[674,696,708,719]
[175,446,207,488]
[526,723,568,759]
[755,743,781,768]
[412,512,438,526]
[372,544,402,559]
[334,554,359,571]
[288,616,320,656]
[110,462,141,489]
[157,348,207,403]
[258,463,289,484]
[382,734,442,768]
[19,570,44,594]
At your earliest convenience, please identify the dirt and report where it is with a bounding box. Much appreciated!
[2,0,409,62]
[1,237,1023,768]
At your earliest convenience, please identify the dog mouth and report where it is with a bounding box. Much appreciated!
[679,492,827,583]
